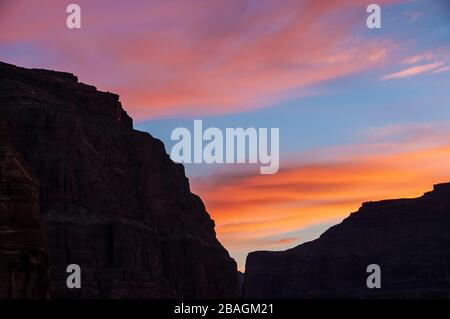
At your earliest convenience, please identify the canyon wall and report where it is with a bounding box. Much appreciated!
[0,61,239,298]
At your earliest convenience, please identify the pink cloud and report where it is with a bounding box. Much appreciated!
[382,62,443,80]
[434,65,450,74]
[402,51,434,65]
[0,0,401,119]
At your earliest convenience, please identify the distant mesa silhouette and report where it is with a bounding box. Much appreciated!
[243,183,450,298]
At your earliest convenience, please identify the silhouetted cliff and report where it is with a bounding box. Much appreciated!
[243,184,450,298]
[0,61,239,298]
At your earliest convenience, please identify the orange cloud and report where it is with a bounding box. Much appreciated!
[192,141,450,269]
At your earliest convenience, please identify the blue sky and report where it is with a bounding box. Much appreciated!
[1,0,450,269]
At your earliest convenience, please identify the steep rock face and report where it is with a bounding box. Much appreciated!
[0,61,239,298]
[0,119,48,298]
[243,184,450,298]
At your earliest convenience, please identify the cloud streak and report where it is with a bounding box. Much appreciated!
[383,62,443,80]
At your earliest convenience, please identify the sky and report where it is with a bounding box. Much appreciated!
[1,0,450,270]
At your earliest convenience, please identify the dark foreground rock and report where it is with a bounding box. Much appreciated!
[0,61,239,298]
[0,118,48,298]
[243,184,450,298]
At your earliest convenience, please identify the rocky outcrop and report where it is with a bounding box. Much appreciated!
[0,61,239,298]
[0,118,48,298]
[243,184,450,298]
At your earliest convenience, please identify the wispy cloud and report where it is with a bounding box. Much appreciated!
[402,52,434,65]
[405,11,424,22]
[382,62,443,80]
[433,65,450,74]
